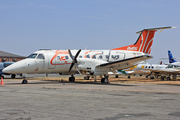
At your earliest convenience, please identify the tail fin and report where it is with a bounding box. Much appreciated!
[112,26,177,54]
[168,50,177,63]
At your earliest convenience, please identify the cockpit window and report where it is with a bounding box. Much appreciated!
[37,54,45,59]
[28,54,37,58]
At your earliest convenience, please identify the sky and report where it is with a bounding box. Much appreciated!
[1,0,180,64]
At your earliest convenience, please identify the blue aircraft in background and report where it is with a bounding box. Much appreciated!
[0,62,16,79]
[168,50,177,63]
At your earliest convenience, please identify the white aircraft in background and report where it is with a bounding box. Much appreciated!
[112,63,168,79]
[146,50,180,80]
[3,26,175,84]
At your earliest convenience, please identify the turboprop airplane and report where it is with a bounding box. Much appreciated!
[2,26,176,84]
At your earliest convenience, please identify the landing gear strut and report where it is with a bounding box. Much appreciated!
[101,75,109,84]
[69,75,75,82]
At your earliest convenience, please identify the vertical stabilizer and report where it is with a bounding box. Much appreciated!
[168,50,177,63]
[112,26,177,54]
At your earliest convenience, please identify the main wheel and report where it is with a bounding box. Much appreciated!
[167,77,171,81]
[161,76,164,81]
[101,78,105,83]
[69,77,75,82]
[22,79,28,84]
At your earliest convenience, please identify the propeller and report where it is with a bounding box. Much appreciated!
[68,49,81,74]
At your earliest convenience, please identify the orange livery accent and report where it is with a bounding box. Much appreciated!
[112,29,157,54]
[50,50,71,65]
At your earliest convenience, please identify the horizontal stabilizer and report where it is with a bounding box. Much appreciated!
[136,26,178,34]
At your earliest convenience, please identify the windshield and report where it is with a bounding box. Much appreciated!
[37,54,45,59]
[28,54,38,58]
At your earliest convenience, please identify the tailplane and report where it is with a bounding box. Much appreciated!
[112,26,177,54]
[168,50,177,63]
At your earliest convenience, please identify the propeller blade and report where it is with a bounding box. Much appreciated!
[68,49,74,60]
[75,63,81,74]
[69,63,74,72]
[75,49,81,59]
[68,49,81,74]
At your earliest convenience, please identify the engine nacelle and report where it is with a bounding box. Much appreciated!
[77,58,108,75]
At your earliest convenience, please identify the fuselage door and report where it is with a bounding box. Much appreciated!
[47,51,56,69]
[35,54,45,72]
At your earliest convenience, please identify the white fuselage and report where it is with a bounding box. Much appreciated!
[3,49,148,75]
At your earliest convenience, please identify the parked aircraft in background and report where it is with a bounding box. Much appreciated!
[111,63,167,79]
[3,26,175,84]
[141,50,180,80]
[0,62,16,78]
[168,50,180,66]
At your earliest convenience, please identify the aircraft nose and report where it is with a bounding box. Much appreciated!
[2,66,13,74]
[2,59,28,74]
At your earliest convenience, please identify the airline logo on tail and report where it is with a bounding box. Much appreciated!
[112,30,156,54]
[112,26,177,54]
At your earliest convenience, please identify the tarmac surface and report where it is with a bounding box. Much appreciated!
[1,77,180,120]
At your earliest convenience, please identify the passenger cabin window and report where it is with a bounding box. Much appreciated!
[65,56,68,59]
[86,55,90,58]
[37,54,45,59]
[167,65,173,68]
[92,55,96,59]
[99,55,102,59]
[28,54,37,58]
[106,55,109,60]
[79,56,82,58]
[111,55,119,60]
[57,56,60,60]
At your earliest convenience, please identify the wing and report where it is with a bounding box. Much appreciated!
[97,55,152,72]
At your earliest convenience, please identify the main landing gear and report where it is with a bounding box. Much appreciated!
[101,75,109,84]
[69,75,75,82]
[22,79,28,84]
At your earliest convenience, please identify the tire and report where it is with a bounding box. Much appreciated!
[101,78,105,83]
[22,80,28,84]
[167,77,171,81]
[11,74,16,79]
